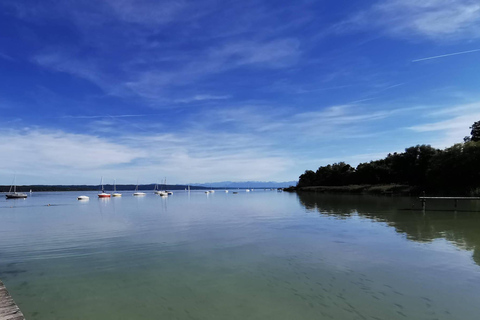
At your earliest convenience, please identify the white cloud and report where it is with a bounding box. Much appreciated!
[211,39,301,67]
[0,125,295,184]
[174,94,231,103]
[0,129,144,184]
[336,0,480,40]
[408,102,480,147]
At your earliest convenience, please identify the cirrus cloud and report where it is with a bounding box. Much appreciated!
[335,0,480,41]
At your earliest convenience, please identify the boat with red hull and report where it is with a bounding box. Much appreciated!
[98,177,111,198]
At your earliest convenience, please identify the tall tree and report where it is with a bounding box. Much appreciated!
[471,120,480,142]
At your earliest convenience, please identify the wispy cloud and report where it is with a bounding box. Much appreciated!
[408,102,480,147]
[60,114,158,119]
[412,48,480,62]
[174,94,231,104]
[0,129,143,171]
[103,0,187,26]
[0,52,14,61]
[4,0,190,29]
[124,38,301,99]
[32,52,121,95]
[0,124,295,184]
[335,0,480,41]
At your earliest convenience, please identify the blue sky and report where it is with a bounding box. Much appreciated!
[1,0,480,185]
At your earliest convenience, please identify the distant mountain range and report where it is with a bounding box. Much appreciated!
[194,181,297,188]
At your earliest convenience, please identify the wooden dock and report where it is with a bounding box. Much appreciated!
[0,280,25,320]
[419,196,480,209]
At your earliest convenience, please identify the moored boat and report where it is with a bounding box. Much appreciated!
[112,179,122,197]
[77,195,89,200]
[133,180,146,196]
[6,193,28,199]
[5,176,27,199]
[98,177,111,198]
[154,182,165,195]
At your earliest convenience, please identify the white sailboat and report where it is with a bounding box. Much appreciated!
[164,177,173,195]
[112,179,122,197]
[154,180,168,196]
[5,175,27,199]
[133,180,146,196]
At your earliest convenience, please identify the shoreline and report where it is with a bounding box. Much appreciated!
[284,184,418,195]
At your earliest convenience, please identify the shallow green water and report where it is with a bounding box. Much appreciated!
[0,191,479,319]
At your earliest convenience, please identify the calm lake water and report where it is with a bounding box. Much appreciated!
[0,191,479,320]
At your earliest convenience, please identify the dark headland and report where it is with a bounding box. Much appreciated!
[286,121,480,197]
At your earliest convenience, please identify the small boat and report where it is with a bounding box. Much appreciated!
[154,181,162,194]
[158,191,168,197]
[246,189,250,192]
[133,181,146,196]
[112,179,122,197]
[232,192,238,194]
[225,190,229,193]
[77,195,89,200]
[205,191,210,194]
[209,190,215,193]
[161,178,173,195]
[98,177,111,198]
[5,176,27,199]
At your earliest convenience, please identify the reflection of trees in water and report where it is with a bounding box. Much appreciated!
[297,192,480,265]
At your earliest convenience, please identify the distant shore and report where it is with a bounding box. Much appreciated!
[0,184,209,192]
[284,184,417,195]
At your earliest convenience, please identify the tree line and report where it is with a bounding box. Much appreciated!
[298,121,480,195]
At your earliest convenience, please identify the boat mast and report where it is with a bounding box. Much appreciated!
[10,175,16,194]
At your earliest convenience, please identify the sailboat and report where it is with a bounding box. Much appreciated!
[133,180,146,196]
[112,179,122,197]
[5,175,27,199]
[98,177,111,198]
[154,181,168,196]
[164,177,173,195]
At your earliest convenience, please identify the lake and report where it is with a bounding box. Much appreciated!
[0,190,479,319]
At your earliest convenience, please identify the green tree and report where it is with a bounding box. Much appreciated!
[465,120,480,142]
[298,170,316,187]
[471,120,480,142]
